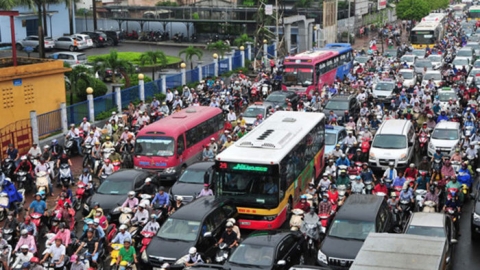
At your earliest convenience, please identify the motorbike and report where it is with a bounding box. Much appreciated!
[0,245,12,270]
[59,164,72,187]
[414,189,427,212]
[115,207,133,225]
[139,231,155,253]
[82,145,93,168]
[106,243,123,270]
[417,132,429,155]
[261,84,270,99]
[74,182,87,211]
[35,171,49,199]
[64,137,81,156]
[422,200,437,213]
[337,185,347,206]
[112,161,121,172]
[122,151,133,169]
[289,208,304,231]
[364,179,373,194]
[2,228,15,245]
[445,207,459,237]
[30,212,44,234]
[451,161,461,173]
[432,158,443,172]
[398,199,412,230]
[15,170,30,192]
[214,242,230,264]
[301,212,321,256]
[1,159,15,180]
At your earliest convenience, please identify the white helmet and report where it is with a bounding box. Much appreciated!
[227,218,236,224]
[119,224,128,230]
[226,222,234,228]
[140,202,148,208]
[189,247,197,255]
[20,155,27,161]
[128,191,135,197]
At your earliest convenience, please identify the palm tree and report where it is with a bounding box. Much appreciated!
[234,34,253,47]
[178,46,203,70]
[206,41,231,59]
[66,64,93,104]
[139,50,168,80]
[94,50,133,84]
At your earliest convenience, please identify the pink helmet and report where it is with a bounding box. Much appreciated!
[70,254,78,262]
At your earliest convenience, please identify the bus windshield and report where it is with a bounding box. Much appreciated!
[469,11,480,19]
[410,31,435,45]
[283,66,314,87]
[135,136,175,157]
[216,164,279,208]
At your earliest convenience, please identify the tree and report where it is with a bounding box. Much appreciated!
[293,0,313,9]
[93,50,133,84]
[206,41,231,59]
[396,0,430,21]
[65,64,93,104]
[234,34,253,47]
[139,50,168,80]
[178,46,203,70]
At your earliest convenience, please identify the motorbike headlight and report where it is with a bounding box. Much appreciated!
[399,154,408,161]
[141,250,148,263]
[164,167,176,174]
[474,213,480,222]
[84,204,90,211]
[317,250,328,264]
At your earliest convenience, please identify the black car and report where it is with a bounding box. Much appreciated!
[224,231,305,270]
[323,95,359,124]
[83,170,156,218]
[263,91,299,111]
[100,30,122,46]
[81,31,108,47]
[317,194,392,268]
[143,196,237,267]
[471,190,480,239]
[289,266,331,270]
[170,162,215,203]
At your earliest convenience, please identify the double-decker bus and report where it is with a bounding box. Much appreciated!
[468,5,480,21]
[282,43,353,98]
[134,106,224,181]
[410,13,447,49]
[214,111,326,230]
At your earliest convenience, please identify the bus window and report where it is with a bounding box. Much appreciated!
[326,59,333,71]
[186,127,197,147]
[215,114,224,131]
[177,134,185,155]
[319,62,326,73]
[333,56,339,68]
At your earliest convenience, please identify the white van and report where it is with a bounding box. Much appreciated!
[369,119,416,170]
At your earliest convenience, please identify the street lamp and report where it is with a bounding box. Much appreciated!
[47,13,53,38]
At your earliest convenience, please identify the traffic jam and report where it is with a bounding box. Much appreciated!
[1,5,479,270]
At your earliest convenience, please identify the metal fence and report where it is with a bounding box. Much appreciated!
[144,80,163,99]
[267,44,275,58]
[37,109,62,136]
[202,63,216,78]
[0,119,32,160]
[121,85,140,108]
[165,74,182,89]
[232,53,242,70]
[94,92,116,117]
[185,69,199,84]
[218,58,229,75]
[67,100,89,125]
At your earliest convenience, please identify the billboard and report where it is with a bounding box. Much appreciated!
[378,0,387,10]
[356,0,369,15]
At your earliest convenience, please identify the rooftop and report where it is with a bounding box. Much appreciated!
[0,57,71,82]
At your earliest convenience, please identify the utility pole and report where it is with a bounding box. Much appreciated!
[275,0,279,62]
[347,0,351,44]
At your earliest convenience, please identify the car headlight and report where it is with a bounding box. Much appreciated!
[369,152,376,160]
[264,215,276,221]
[165,167,176,174]
[474,213,480,222]
[317,250,328,264]
[141,250,148,263]
[428,143,435,150]
[399,154,408,161]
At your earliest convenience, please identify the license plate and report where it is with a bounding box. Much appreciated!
[240,221,251,226]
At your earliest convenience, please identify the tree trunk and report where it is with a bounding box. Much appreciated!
[69,1,74,35]
[42,1,48,36]
[152,67,155,81]
[92,0,98,30]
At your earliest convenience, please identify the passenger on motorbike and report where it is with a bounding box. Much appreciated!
[294,195,311,212]
[142,214,160,234]
[11,245,33,270]
[14,230,36,254]
[111,224,132,245]
[183,247,204,268]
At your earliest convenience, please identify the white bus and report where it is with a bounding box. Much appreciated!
[410,13,448,49]
[214,111,326,230]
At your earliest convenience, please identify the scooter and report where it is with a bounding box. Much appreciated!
[422,200,437,213]
[35,171,49,200]
[398,199,411,229]
[64,138,80,157]
[337,185,347,206]
[116,207,133,225]
[289,208,304,231]
[214,242,230,264]
[74,182,87,211]
[82,145,93,168]
[59,164,72,187]
[414,189,427,212]
[1,159,15,180]
[112,161,121,172]
[418,132,429,155]
[261,84,270,99]
[106,243,123,270]
[139,231,155,253]
[301,212,321,256]
[30,212,44,235]
[15,170,29,192]
[0,193,9,221]
[364,179,373,194]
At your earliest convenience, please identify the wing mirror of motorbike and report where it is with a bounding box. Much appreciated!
[451,239,458,245]
[277,260,286,266]
[203,231,213,238]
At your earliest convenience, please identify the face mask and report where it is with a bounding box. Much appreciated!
[7,216,12,220]
[323,199,327,202]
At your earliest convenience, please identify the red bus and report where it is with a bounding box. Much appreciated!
[134,107,224,181]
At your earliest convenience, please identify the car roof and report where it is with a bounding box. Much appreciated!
[325,125,345,134]
[434,121,460,129]
[54,52,86,56]
[408,213,445,228]
[170,196,231,221]
[334,194,384,222]
[424,70,441,74]
[458,47,473,51]
[290,266,331,270]
[106,169,149,182]
[377,119,410,134]
[270,91,296,96]
[242,230,293,247]
[186,161,214,170]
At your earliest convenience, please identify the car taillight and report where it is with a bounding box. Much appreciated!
[99,37,103,41]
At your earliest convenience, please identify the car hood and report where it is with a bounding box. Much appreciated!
[372,89,394,97]
[327,109,346,117]
[170,182,203,202]
[429,139,459,148]
[88,193,127,214]
[146,236,192,262]
[244,117,256,125]
[320,236,364,260]
[474,201,480,214]
[263,101,286,110]
[370,147,407,160]
[224,262,270,270]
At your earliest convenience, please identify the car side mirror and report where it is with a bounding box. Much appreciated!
[277,260,286,266]
[203,232,212,238]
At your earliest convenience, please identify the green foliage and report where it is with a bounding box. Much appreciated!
[234,34,253,47]
[179,46,203,70]
[139,50,168,80]
[76,78,108,101]
[396,0,430,21]
[428,0,449,10]
[242,0,255,6]
[294,0,313,8]
[192,12,200,19]
[122,75,153,88]
[155,0,178,6]
[88,52,181,67]
[96,108,118,121]
[206,41,231,59]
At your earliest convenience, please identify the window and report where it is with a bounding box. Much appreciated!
[319,62,326,73]
[277,236,295,259]
[326,59,334,70]
[210,208,226,229]
[185,113,223,148]
[222,204,235,216]
[339,54,346,65]
[333,56,339,68]
[177,134,185,154]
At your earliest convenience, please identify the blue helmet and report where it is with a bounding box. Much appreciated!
[300,195,307,200]
[52,139,58,145]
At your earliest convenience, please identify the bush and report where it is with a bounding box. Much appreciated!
[76,78,108,101]
[122,74,153,89]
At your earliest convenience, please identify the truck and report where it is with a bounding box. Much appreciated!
[350,233,451,270]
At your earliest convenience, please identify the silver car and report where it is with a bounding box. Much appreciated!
[54,36,89,51]
[73,34,94,49]
[414,59,433,74]
[16,35,55,51]
[50,52,87,66]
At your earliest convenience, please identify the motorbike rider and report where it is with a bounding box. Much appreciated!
[11,245,33,270]
[42,145,52,162]
[399,183,415,209]
[139,178,156,197]
[84,201,102,220]
[443,191,461,234]
[335,154,351,169]
[56,153,73,185]
[142,214,160,234]
[83,131,99,148]
[383,162,398,181]
[328,184,342,204]
[98,158,114,180]
[342,132,357,153]
[423,185,439,212]
[387,192,400,211]
[78,168,94,197]
[360,163,376,184]
[90,141,102,172]
[0,233,10,270]
[69,254,85,270]
[457,162,472,193]
[415,171,430,192]
[159,102,170,116]
[350,148,363,162]
[75,228,99,265]
[40,237,66,270]
[47,223,71,246]
[373,180,388,195]
[465,143,478,163]
[34,158,53,196]
[183,247,204,268]
[215,222,238,249]
[441,159,456,178]
[392,171,406,189]
[351,176,365,194]
[451,148,463,162]
[66,124,83,156]
[325,159,337,178]
[317,173,332,191]
[131,202,149,226]
[14,230,36,254]
[404,163,418,179]
[4,211,18,236]
[14,155,33,184]
[116,238,138,270]
[111,225,132,245]
[294,195,311,212]
[50,139,63,161]
[122,191,139,210]
[27,142,42,159]
[336,169,350,187]
[330,144,343,159]
[318,193,333,221]
[102,136,115,150]
[151,187,170,217]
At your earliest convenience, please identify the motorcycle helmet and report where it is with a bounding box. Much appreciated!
[106,136,111,141]
[128,191,135,198]
[52,139,58,145]
[59,223,66,229]
[93,201,100,207]
[227,218,236,224]
[150,214,157,220]
[331,184,337,189]
[119,224,128,230]
[20,244,29,250]
[226,222,234,228]
[189,247,197,255]
[124,238,132,243]
[30,257,40,264]
[83,168,89,173]
[390,192,396,198]
[20,155,27,161]
[70,254,78,263]
[20,229,28,236]
[300,195,307,200]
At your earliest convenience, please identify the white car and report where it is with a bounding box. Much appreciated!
[399,69,417,88]
[73,34,94,48]
[437,87,459,108]
[421,70,443,88]
[427,121,461,157]
[451,57,472,74]
[427,54,443,69]
[372,80,396,103]
[400,55,417,68]
[467,68,480,85]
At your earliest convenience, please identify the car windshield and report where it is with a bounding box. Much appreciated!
[244,107,265,118]
[400,71,414,79]
[77,54,87,61]
[466,44,480,50]
[355,56,369,64]
[457,50,473,57]
[423,73,442,81]
[474,61,480,68]
[156,218,200,241]
[438,91,457,102]
[217,171,279,208]
[415,61,432,68]
[470,69,480,77]
[135,136,175,157]
[266,93,289,103]
[325,133,337,145]
[428,55,441,62]
[178,169,206,184]
[453,58,469,67]
[432,128,458,140]
[406,225,445,238]
[283,66,314,86]
[372,134,407,149]
[375,82,394,91]
[229,244,275,267]
[97,179,131,195]
[401,56,415,63]
[328,219,375,241]
[412,50,425,57]
[325,100,349,110]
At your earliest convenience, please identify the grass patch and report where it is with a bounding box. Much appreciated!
[87,52,182,67]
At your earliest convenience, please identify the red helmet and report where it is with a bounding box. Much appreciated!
[25,216,31,221]
[30,257,40,264]
[104,159,110,163]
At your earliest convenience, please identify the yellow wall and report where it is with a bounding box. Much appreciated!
[0,57,70,128]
